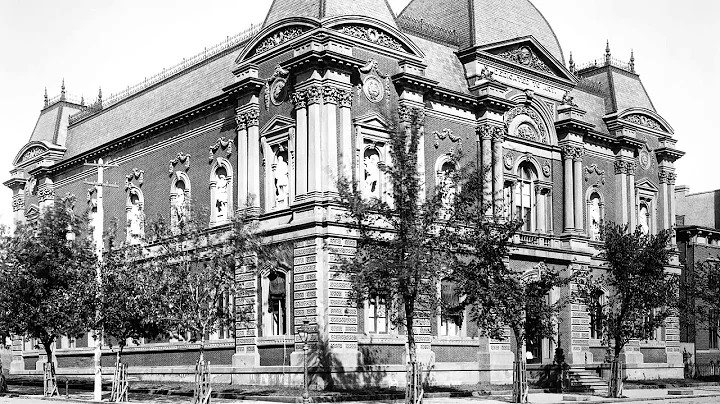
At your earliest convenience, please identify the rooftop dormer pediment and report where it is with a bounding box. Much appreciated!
[477,37,577,85]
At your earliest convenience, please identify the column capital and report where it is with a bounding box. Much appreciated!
[238,107,260,128]
[338,89,353,108]
[290,90,307,110]
[398,104,425,124]
[658,169,670,184]
[306,85,323,105]
[322,85,340,105]
[667,172,677,185]
[12,194,24,212]
[626,161,637,176]
[614,160,628,174]
[476,123,503,141]
[235,114,247,131]
[560,145,582,160]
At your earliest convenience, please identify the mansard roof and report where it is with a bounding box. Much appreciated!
[398,0,564,63]
[263,0,398,28]
[29,100,81,146]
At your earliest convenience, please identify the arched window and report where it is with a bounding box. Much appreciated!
[170,172,190,233]
[126,187,144,244]
[589,192,602,241]
[363,148,381,199]
[515,163,537,232]
[262,270,289,336]
[209,158,233,225]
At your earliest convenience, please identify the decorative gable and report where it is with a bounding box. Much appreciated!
[480,36,577,84]
[260,115,295,137]
[353,111,390,131]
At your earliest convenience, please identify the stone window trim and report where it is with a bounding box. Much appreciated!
[436,278,466,339]
[209,157,233,226]
[169,171,191,234]
[355,121,393,206]
[434,155,458,217]
[635,181,659,235]
[125,185,145,244]
[504,158,552,233]
[364,296,392,335]
[259,266,292,338]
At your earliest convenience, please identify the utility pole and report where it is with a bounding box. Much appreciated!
[83,158,118,401]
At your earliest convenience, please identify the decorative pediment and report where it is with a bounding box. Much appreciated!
[334,24,408,53]
[353,112,390,131]
[25,204,40,221]
[260,115,296,136]
[635,177,659,193]
[252,26,308,57]
[480,37,577,83]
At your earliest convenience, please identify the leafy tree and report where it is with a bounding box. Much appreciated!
[337,111,451,404]
[444,168,565,403]
[577,222,678,397]
[147,205,259,355]
[98,219,166,359]
[684,257,720,351]
[0,198,98,364]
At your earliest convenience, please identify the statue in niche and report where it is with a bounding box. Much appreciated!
[440,162,456,212]
[172,180,186,227]
[590,195,601,241]
[639,204,650,234]
[128,193,142,240]
[364,152,380,198]
[274,154,289,207]
[215,168,229,219]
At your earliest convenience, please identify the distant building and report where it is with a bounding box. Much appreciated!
[6,0,684,386]
[676,186,720,368]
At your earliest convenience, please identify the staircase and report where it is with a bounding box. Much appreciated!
[568,368,608,396]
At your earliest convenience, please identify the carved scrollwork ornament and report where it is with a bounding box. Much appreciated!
[584,164,606,185]
[505,106,548,144]
[339,25,403,51]
[209,137,234,163]
[125,168,145,189]
[498,46,552,74]
[254,27,306,55]
[433,128,462,148]
[479,65,494,81]
[168,153,191,175]
[504,153,514,170]
[625,114,663,131]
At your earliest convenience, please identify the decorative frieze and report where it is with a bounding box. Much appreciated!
[17,146,45,164]
[498,46,552,74]
[338,25,403,51]
[505,106,548,144]
[254,27,306,55]
[433,128,461,148]
[560,145,583,161]
[624,114,663,131]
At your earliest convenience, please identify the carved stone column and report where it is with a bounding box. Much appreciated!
[477,125,494,216]
[291,91,308,198]
[561,146,575,232]
[628,162,637,230]
[306,86,323,197]
[535,185,546,233]
[338,90,353,182]
[322,86,339,194]
[668,172,677,243]
[573,148,584,233]
[5,177,27,226]
[245,107,260,211]
[235,112,248,207]
[615,160,628,224]
[659,170,669,230]
[37,178,55,211]
[492,130,504,217]
[233,254,260,369]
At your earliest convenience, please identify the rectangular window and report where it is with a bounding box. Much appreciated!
[367,297,388,334]
[440,280,462,336]
[711,314,719,349]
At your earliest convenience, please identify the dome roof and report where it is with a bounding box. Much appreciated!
[398,0,564,63]
[263,0,398,28]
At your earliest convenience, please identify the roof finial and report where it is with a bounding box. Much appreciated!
[629,49,635,73]
[605,40,611,65]
[61,78,66,100]
[80,94,85,106]
[568,51,576,74]
[44,87,49,107]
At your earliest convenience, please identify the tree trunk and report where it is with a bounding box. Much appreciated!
[0,357,7,393]
[512,330,528,404]
[609,339,623,398]
[405,303,419,404]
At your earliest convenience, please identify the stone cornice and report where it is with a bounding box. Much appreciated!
[391,72,437,94]
[281,49,366,73]
[655,146,685,163]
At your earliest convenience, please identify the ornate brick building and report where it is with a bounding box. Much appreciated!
[6,0,684,385]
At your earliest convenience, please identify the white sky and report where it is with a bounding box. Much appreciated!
[0,0,718,227]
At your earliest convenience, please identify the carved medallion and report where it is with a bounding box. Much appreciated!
[363,75,384,103]
[542,162,551,177]
[270,78,287,106]
[498,46,552,74]
[639,150,651,170]
[516,123,539,142]
[504,154,514,170]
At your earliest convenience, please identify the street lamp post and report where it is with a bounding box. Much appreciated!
[297,319,311,404]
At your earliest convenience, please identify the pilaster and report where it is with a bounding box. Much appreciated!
[615,160,628,224]
[322,86,340,194]
[233,254,260,368]
[4,177,27,226]
[325,237,361,366]
[338,90,353,182]
[573,149,585,233]
[291,91,308,198]
[291,238,322,366]
[628,162,637,230]
[560,146,576,232]
[306,86,323,198]
[235,113,249,206]
[492,131,505,218]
